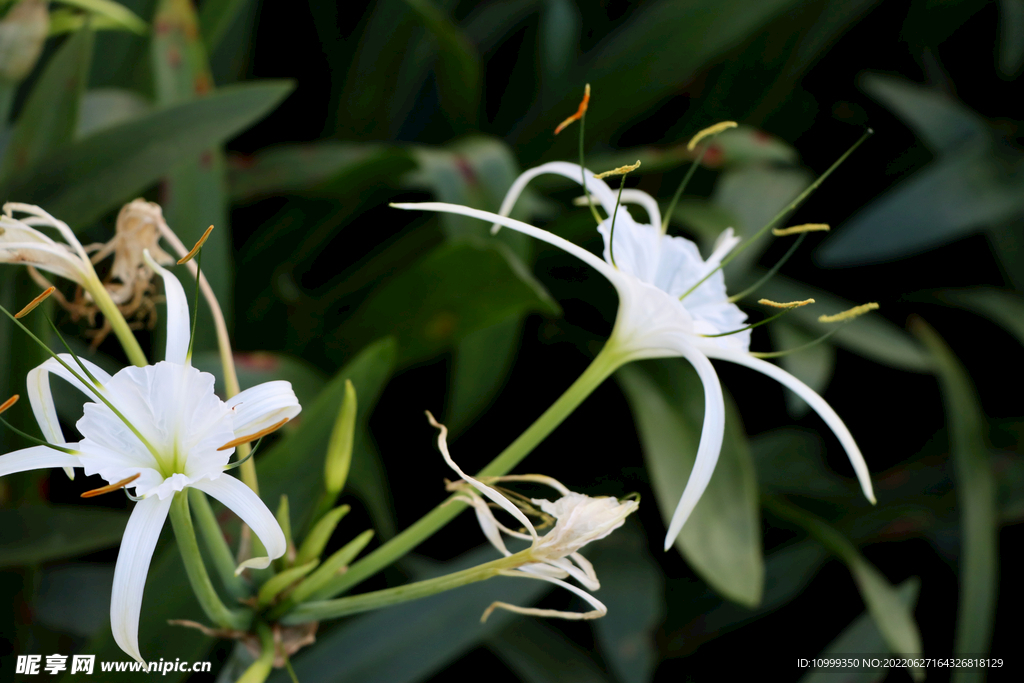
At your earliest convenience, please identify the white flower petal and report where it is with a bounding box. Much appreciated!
[224,380,301,437]
[392,202,626,290]
[464,493,513,556]
[0,241,90,283]
[617,188,663,228]
[0,445,81,477]
[487,569,608,620]
[663,344,727,551]
[143,250,190,365]
[110,495,173,665]
[5,203,91,264]
[704,348,876,504]
[27,354,111,477]
[428,415,539,543]
[192,474,286,573]
[493,161,622,227]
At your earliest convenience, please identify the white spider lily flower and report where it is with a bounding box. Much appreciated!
[396,161,875,552]
[0,252,299,663]
[428,413,637,620]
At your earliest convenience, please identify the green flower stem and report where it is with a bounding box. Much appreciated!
[280,549,534,625]
[235,622,275,683]
[188,488,250,600]
[169,491,250,631]
[316,344,626,599]
[86,276,148,367]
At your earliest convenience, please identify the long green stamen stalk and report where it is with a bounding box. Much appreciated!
[661,143,713,234]
[679,129,872,302]
[728,232,807,303]
[751,327,841,358]
[701,306,800,338]
[0,416,78,454]
[579,99,602,225]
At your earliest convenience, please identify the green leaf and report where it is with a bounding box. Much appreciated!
[771,321,836,419]
[330,239,558,365]
[766,496,924,681]
[751,429,855,500]
[934,287,1024,345]
[911,319,998,676]
[198,0,250,52]
[488,620,610,683]
[587,518,663,683]
[47,7,143,35]
[446,316,521,436]
[76,88,149,137]
[750,274,933,373]
[537,0,579,92]
[0,25,93,184]
[54,0,147,35]
[257,338,397,532]
[859,73,988,153]
[272,545,551,683]
[818,149,1024,267]
[0,506,127,567]
[800,578,921,683]
[3,81,294,228]
[617,358,764,607]
[36,564,115,637]
[999,0,1024,76]
[403,0,481,129]
[227,142,410,202]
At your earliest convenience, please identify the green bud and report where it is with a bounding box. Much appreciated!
[256,559,318,608]
[294,504,350,567]
[324,379,357,495]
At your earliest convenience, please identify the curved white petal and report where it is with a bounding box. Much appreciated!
[488,569,607,620]
[463,492,512,556]
[0,241,91,283]
[5,203,90,263]
[617,189,662,229]
[704,348,876,504]
[428,415,539,543]
[143,250,190,365]
[663,345,727,551]
[110,494,173,665]
[192,474,286,573]
[493,161,621,228]
[27,355,111,446]
[392,202,625,291]
[0,445,81,477]
[224,381,301,437]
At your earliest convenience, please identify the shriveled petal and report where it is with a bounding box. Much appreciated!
[224,381,301,437]
[0,445,81,477]
[461,491,512,556]
[110,495,173,664]
[484,569,607,621]
[192,474,286,573]
[544,555,600,591]
[143,250,190,365]
[493,161,621,227]
[0,241,90,283]
[704,348,876,504]
[5,203,90,263]
[428,414,539,543]
[392,202,626,291]
[663,344,726,551]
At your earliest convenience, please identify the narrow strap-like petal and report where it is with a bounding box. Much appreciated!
[224,381,301,437]
[663,345,727,551]
[460,491,513,556]
[0,241,91,283]
[494,161,621,228]
[485,569,608,621]
[392,202,626,290]
[27,355,111,478]
[110,495,173,665]
[192,474,286,573]
[428,415,539,544]
[0,445,81,477]
[143,250,190,365]
[704,348,876,504]
[618,189,663,229]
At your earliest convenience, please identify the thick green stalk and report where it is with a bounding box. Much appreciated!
[86,276,148,367]
[317,344,624,599]
[169,492,249,630]
[188,488,249,600]
[235,622,275,683]
[281,549,533,624]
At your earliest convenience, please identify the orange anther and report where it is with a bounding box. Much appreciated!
[217,418,290,451]
[15,286,55,318]
[554,84,591,135]
[81,473,142,498]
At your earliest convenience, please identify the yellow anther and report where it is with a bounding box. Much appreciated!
[81,473,141,498]
[594,160,641,179]
[687,121,738,150]
[818,302,879,323]
[554,83,590,135]
[758,298,815,308]
[217,418,290,451]
[177,225,215,265]
[14,286,55,319]
[772,223,831,237]
[0,394,19,416]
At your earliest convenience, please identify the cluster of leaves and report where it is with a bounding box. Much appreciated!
[0,0,1022,682]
